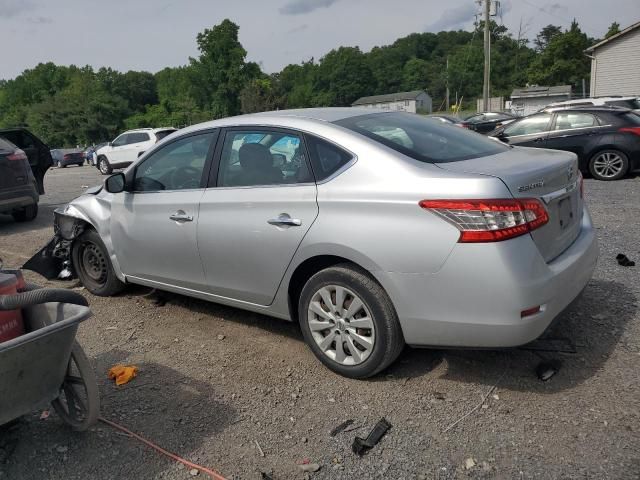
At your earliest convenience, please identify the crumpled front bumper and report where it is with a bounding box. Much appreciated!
[22,208,86,280]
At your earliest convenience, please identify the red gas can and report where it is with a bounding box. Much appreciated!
[0,272,25,342]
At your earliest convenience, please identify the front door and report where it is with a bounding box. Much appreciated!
[197,128,318,305]
[110,131,217,290]
[108,133,131,165]
[500,113,552,147]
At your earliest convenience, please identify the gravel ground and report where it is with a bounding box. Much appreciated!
[0,166,639,479]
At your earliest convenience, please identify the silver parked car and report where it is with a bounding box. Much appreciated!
[27,108,598,378]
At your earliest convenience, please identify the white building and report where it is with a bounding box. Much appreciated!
[509,85,572,116]
[352,90,432,114]
[586,20,640,97]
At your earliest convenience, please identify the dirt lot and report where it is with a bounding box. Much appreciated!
[1,165,639,479]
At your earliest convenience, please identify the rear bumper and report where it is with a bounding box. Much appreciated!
[376,208,599,347]
[0,186,38,213]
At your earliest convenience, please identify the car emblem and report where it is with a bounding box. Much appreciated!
[567,165,574,182]
[517,180,545,193]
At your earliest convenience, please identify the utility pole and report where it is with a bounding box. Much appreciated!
[482,0,491,112]
[445,56,450,111]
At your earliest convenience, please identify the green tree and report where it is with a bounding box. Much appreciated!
[313,47,373,106]
[528,21,591,88]
[605,22,621,38]
[534,24,562,52]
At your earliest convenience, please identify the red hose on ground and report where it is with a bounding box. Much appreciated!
[99,416,228,480]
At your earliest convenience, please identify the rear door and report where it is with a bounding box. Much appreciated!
[0,139,28,190]
[545,112,601,161]
[197,127,318,305]
[123,132,152,164]
[500,113,552,147]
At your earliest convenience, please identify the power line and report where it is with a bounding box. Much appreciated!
[520,0,601,36]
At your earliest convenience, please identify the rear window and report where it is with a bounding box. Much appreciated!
[605,99,640,109]
[155,129,177,142]
[334,112,508,163]
[0,138,16,151]
[621,112,640,125]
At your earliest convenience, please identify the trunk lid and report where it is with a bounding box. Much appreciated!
[436,146,582,262]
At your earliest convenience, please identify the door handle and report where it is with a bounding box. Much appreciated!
[268,214,302,227]
[169,211,193,222]
[533,137,544,142]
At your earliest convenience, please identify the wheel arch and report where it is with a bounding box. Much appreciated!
[286,254,388,323]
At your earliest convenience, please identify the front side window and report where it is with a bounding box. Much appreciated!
[133,132,215,191]
[553,112,597,130]
[504,114,552,136]
[217,130,311,187]
[335,112,508,163]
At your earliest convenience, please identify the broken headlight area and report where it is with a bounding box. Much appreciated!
[22,212,86,280]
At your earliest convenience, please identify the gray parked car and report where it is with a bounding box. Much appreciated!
[0,137,39,221]
[26,108,598,378]
[51,148,85,168]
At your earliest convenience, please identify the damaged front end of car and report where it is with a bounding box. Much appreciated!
[23,205,90,280]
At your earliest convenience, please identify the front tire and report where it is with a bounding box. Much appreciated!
[298,264,404,378]
[98,156,112,175]
[12,203,38,222]
[72,230,125,296]
[589,149,629,181]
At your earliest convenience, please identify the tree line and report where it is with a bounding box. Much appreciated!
[0,18,619,147]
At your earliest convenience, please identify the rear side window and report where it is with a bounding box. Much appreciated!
[128,132,151,143]
[335,112,507,163]
[553,112,597,130]
[305,135,352,180]
[0,138,16,151]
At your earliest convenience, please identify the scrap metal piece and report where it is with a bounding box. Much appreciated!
[616,253,635,267]
[351,418,391,456]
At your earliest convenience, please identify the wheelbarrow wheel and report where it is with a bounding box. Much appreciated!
[51,342,100,431]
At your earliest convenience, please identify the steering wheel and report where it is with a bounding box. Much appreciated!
[170,166,201,189]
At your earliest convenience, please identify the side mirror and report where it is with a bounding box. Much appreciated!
[105,172,126,193]
[108,141,113,147]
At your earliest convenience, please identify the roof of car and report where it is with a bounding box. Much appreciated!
[124,127,177,134]
[542,105,632,113]
[249,107,385,122]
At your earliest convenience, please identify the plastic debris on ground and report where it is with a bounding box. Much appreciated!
[330,419,354,437]
[616,253,635,267]
[535,360,561,381]
[108,365,139,385]
[352,418,391,456]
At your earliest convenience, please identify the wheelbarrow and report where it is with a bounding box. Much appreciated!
[0,279,99,431]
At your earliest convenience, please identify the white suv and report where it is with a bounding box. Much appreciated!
[96,128,177,175]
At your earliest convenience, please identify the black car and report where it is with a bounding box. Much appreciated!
[51,148,86,168]
[490,106,640,181]
[462,111,517,134]
[0,128,52,194]
[0,137,39,222]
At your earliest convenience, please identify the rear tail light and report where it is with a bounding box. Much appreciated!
[419,198,549,243]
[459,123,470,129]
[619,127,640,136]
[63,154,70,159]
[6,149,27,162]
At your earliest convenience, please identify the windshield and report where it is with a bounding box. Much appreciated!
[334,112,508,163]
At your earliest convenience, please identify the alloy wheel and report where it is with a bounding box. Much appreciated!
[307,285,375,366]
[593,151,624,179]
[99,159,109,174]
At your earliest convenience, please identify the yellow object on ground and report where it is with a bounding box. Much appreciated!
[108,365,139,385]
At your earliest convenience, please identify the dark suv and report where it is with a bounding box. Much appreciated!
[0,128,52,194]
[490,106,640,180]
[0,137,39,221]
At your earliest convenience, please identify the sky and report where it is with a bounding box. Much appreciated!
[1,0,639,80]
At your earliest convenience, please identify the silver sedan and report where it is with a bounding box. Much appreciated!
[33,108,598,378]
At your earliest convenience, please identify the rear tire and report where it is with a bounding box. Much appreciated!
[98,156,112,175]
[298,264,404,378]
[588,149,629,181]
[12,203,38,222]
[72,229,125,296]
